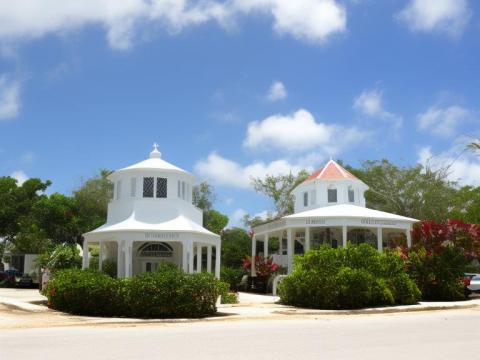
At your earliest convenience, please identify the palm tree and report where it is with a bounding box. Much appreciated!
[467,140,480,152]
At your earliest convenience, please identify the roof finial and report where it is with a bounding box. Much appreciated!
[150,143,161,159]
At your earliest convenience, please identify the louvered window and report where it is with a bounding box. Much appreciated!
[143,177,154,198]
[156,177,167,198]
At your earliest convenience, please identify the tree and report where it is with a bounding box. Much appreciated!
[73,169,113,234]
[0,176,51,251]
[449,186,480,224]
[251,170,309,216]
[467,140,480,152]
[221,228,251,268]
[347,160,456,221]
[204,210,229,235]
[193,181,214,212]
[32,193,81,245]
[193,181,229,234]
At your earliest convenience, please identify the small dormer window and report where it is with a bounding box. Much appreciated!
[328,186,337,203]
[143,177,154,198]
[348,186,355,203]
[156,177,167,198]
[303,191,308,207]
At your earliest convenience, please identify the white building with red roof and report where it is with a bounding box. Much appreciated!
[82,145,220,279]
[251,160,418,275]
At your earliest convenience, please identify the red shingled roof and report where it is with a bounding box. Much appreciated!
[305,160,358,182]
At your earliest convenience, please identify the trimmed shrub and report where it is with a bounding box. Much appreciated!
[407,246,466,301]
[278,244,420,309]
[45,269,122,316]
[45,265,227,318]
[220,266,245,291]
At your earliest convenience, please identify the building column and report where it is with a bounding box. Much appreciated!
[342,225,347,248]
[251,234,256,276]
[207,245,212,273]
[215,244,221,279]
[377,227,383,252]
[406,229,412,248]
[125,241,133,278]
[196,245,202,273]
[305,227,310,252]
[263,233,269,258]
[98,242,103,271]
[82,240,89,269]
[117,240,124,278]
[188,241,194,274]
[182,241,188,272]
[287,228,293,274]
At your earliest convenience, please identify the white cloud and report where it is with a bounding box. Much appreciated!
[353,89,402,129]
[417,105,472,137]
[195,151,308,189]
[235,0,347,44]
[397,0,471,38]
[244,108,367,153]
[266,81,287,101]
[10,170,28,185]
[0,0,347,50]
[229,208,248,228]
[0,75,20,120]
[417,142,480,186]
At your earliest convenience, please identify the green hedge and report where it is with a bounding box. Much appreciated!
[407,247,467,301]
[45,265,227,318]
[220,266,245,291]
[278,244,421,309]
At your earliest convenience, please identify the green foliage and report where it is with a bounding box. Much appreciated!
[102,259,117,278]
[45,244,82,271]
[204,209,229,235]
[0,177,51,251]
[73,169,113,233]
[407,247,467,301]
[45,266,226,318]
[220,266,245,291]
[251,170,310,216]
[347,160,456,221]
[216,280,238,304]
[44,269,123,316]
[278,244,420,309]
[221,227,251,268]
[193,181,214,212]
[449,186,480,224]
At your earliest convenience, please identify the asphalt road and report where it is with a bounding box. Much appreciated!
[1,309,479,360]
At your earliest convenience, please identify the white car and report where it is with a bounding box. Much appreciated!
[465,273,480,296]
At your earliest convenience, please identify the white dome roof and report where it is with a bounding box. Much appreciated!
[111,144,193,178]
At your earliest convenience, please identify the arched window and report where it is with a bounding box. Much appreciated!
[139,242,173,257]
[327,185,337,203]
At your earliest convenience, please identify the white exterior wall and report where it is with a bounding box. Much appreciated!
[107,169,201,227]
[293,179,368,213]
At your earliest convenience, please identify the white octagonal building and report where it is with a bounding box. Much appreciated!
[251,160,418,275]
[83,145,220,278]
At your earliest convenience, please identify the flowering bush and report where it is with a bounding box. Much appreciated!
[242,255,279,278]
[404,220,480,301]
[411,219,480,258]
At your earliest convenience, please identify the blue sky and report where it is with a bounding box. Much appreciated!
[0,0,479,227]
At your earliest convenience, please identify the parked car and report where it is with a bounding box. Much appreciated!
[18,273,34,287]
[0,269,23,285]
[464,273,480,297]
